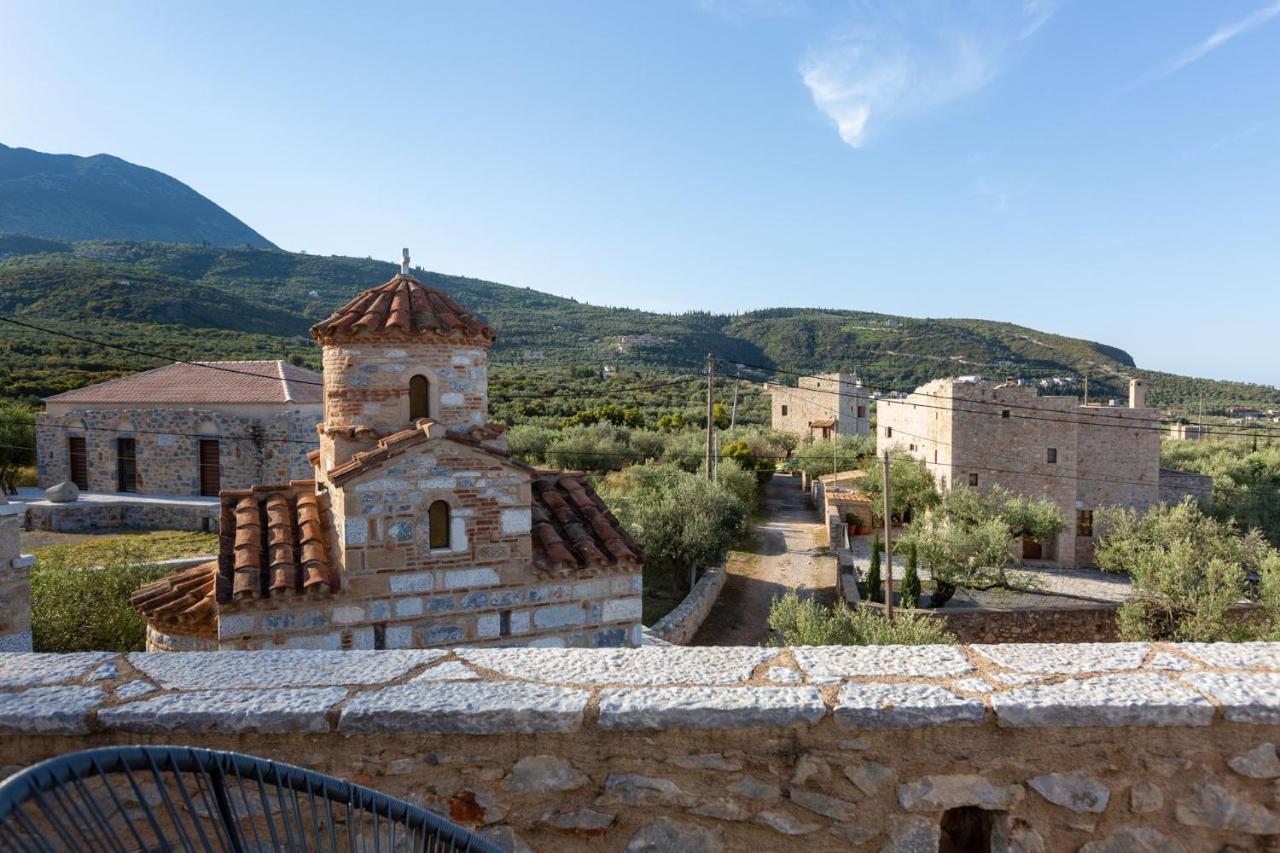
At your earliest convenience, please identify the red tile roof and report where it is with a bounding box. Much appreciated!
[531,473,643,574]
[44,361,322,405]
[130,561,217,638]
[216,482,339,602]
[327,421,520,487]
[311,274,496,344]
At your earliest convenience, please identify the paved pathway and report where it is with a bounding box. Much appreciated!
[692,476,830,646]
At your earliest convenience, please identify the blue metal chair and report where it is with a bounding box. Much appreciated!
[0,745,500,852]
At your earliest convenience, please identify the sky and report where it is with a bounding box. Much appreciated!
[2,1,1278,385]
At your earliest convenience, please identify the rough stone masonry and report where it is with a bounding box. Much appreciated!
[1,642,1277,851]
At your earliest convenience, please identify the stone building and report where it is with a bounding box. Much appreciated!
[36,361,321,496]
[769,373,870,439]
[878,377,1183,567]
[0,500,35,651]
[132,257,644,652]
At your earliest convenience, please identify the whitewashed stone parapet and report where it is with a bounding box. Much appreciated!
[648,565,725,645]
[3,644,1280,852]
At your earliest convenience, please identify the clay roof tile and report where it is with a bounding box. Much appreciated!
[311,273,496,344]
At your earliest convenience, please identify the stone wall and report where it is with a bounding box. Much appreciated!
[648,566,725,645]
[769,374,870,439]
[19,500,220,534]
[0,505,34,652]
[929,604,1122,644]
[1159,467,1215,506]
[1,644,1277,851]
[36,407,318,495]
[879,380,1162,567]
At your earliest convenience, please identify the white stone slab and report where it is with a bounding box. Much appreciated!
[1183,672,1280,724]
[458,647,775,685]
[114,680,157,700]
[835,682,985,729]
[1174,642,1280,671]
[597,687,825,730]
[0,652,114,688]
[411,660,481,682]
[127,650,444,690]
[791,645,973,681]
[992,674,1214,728]
[98,688,346,734]
[0,686,102,734]
[972,643,1149,674]
[339,681,589,733]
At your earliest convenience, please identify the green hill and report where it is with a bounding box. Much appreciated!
[0,144,275,249]
[0,236,1276,415]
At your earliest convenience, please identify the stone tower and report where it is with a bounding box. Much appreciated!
[309,254,497,472]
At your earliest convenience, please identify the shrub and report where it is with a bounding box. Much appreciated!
[31,550,173,653]
[901,541,922,608]
[768,592,956,646]
[866,533,883,603]
[0,401,34,495]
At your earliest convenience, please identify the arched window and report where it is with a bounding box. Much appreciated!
[429,500,451,549]
[409,375,430,421]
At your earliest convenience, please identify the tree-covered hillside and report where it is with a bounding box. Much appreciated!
[0,235,1276,413]
[0,145,275,248]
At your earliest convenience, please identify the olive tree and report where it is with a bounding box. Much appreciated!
[0,401,34,495]
[1095,498,1280,642]
[861,451,939,522]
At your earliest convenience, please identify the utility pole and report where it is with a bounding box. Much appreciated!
[729,371,741,430]
[882,449,894,622]
[705,353,716,480]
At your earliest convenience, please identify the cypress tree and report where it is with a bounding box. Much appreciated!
[902,540,922,609]
[867,533,883,603]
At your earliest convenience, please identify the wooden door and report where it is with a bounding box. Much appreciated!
[116,438,137,493]
[67,437,87,490]
[198,439,220,496]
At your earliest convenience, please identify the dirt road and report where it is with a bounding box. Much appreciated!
[692,475,832,646]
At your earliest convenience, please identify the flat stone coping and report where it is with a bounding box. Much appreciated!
[11,488,219,509]
[0,643,1276,736]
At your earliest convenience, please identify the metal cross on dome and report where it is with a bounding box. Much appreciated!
[400,248,410,275]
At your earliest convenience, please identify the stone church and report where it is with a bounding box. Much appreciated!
[133,256,644,651]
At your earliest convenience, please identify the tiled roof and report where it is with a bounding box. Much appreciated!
[44,361,322,405]
[808,418,836,429]
[217,482,339,602]
[311,274,496,344]
[531,473,643,574]
[130,562,217,638]
[327,421,520,487]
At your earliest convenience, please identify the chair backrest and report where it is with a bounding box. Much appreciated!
[0,745,500,853]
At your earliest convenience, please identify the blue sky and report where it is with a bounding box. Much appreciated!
[2,1,1278,385]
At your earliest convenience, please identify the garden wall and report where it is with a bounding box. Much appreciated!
[18,499,220,534]
[2,643,1278,851]
[647,566,724,645]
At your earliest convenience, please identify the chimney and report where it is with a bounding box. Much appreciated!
[1129,378,1146,409]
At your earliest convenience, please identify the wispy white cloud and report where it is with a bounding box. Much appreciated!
[799,2,1055,148]
[696,0,807,22]
[1129,0,1280,89]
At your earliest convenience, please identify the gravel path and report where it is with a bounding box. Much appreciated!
[692,476,831,646]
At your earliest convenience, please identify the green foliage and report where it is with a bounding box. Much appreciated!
[861,451,940,521]
[0,400,34,494]
[767,592,957,646]
[1095,499,1280,642]
[1161,436,1280,545]
[867,534,883,603]
[713,459,760,512]
[901,541,922,608]
[28,531,217,653]
[907,485,1063,592]
[598,463,747,598]
[792,435,873,478]
[0,238,1275,414]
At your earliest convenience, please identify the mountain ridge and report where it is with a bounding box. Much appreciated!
[1,235,1276,415]
[0,144,275,249]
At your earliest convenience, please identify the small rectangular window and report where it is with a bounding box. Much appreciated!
[500,610,512,637]
[373,624,386,650]
[856,405,865,418]
[1047,448,1057,464]
[781,405,788,416]
[116,438,137,493]
[1077,510,1094,537]
[933,450,938,463]
[1001,409,1010,419]
[885,427,893,438]
[968,473,978,487]
[68,436,87,490]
